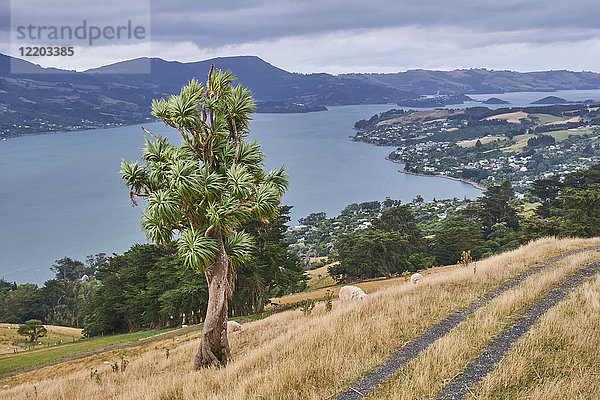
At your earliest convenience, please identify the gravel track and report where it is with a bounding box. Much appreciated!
[335,246,600,400]
[436,260,600,399]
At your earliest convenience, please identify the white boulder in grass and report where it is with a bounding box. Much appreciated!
[410,273,424,285]
[338,285,367,302]
[227,320,243,333]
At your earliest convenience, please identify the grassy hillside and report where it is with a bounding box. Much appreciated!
[0,327,193,376]
[0,324,82,355]
[1,237,600,399]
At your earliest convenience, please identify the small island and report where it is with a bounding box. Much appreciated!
[531,96,568,104]
[483,97,510,104]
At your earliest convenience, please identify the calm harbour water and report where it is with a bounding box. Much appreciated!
[2,89,600,284]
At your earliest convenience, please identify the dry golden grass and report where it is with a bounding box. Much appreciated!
[473,264,600,399]
[484,111,529,124]
[272,263,461,305]
[270,274,407,305]
[500,133,535,153]
[305,264,336,291]
[0,329,204,388]
[2,238,599,400]
[0,324,82,355]
[375,110,463,127]
[369,249,600,399]
[456,136,507,148]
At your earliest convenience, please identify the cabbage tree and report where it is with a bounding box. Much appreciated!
[121,68,288,368]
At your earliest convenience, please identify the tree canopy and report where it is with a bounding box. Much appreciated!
[330,205,430,280]
[17,319,47,342]
[121,68,288,368]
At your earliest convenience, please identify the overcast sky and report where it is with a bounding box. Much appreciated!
[2,0,600,73]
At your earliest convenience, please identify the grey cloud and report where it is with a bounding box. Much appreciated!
[2,0,600,73]
[148,0,600,47]
[3,0,599,49]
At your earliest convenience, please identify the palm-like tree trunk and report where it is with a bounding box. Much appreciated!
[194,232,231,369]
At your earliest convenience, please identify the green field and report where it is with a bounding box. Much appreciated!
[499,128,593,153]
[531,113,565,125]
[0,327,177,375]
[546,127,593,142]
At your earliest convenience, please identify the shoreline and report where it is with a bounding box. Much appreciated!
[1,105,353,141]
[385,156,487,191]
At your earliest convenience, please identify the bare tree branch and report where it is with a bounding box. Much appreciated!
[232,118,240,163]
[141,126,159,140]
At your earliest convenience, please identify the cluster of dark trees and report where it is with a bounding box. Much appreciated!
[340,200,400,216]
[329,205,434,281]
[527,134,556,147]
[231,206,306,315]
[433,180,521,265]
[331,163,600,281]
[523,163,600,238]
[532,121,582,134]
[0,255,105,328]
[298,212,327,225]
[0,206,305,337]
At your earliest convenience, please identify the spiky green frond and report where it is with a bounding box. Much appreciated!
[205,196,250,232]
[237,140,264,168]
[209,70,236,96]
[212,139,236,164]
[199,169,227,200]
[120,160,148,192]
[142,137,173,163]
[168,92,199,128]
[226,164,253,199]
[178,143,198,160]
[141,210,174,245]
[223,231,254,268]
[227,85,255,129]
[211,109,231,139]
[177,229,218,271]
[151,98,170,120]
[169,159,201,199]
[148,161,170,186]
[205,201,224,231]
[220,196,249,230]
[265,166,289,193]
[254,182,281,219]
[180,79,204,100]
[147,189,181,226]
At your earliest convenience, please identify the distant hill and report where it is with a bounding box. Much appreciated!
[85,56,414,106]
[345,69,600,95]
[0,54,413,138]
[0,53,157,138]
[86,56,294,100]
[483,97,510,104]
[531,95,568,104]
[2,53,600,138]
